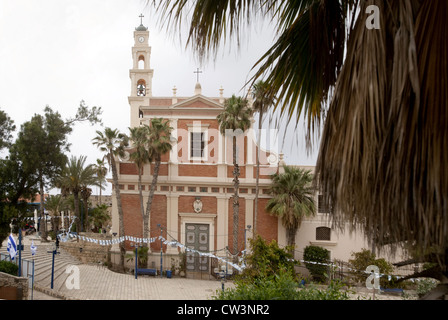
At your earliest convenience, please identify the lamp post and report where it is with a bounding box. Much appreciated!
[47,242,59,289]
[131,242,141,280]
[157,224,163,277]
[220,270,225,293]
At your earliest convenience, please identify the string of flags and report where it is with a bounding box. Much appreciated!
[5,229,423,282]
[297,259,407,283]
[58,231,416,280]
[58,232,244,272]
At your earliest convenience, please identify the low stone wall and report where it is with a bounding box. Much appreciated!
[0,271,29,300]
[60,232,112,265]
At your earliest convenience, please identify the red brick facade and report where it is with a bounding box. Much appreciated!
[113,27,280,261]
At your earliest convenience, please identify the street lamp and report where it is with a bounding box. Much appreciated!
[130,241,142,279]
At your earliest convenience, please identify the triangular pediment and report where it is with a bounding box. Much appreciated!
[170,95,223,110]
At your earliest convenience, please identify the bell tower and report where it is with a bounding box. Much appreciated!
[129,14,154,128]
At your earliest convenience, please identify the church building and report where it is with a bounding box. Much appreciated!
[109,20,405,278]
[110,20,282,275]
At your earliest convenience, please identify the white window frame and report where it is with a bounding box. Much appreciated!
[187,123,209,162]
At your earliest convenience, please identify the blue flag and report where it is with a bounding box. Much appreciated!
[30,241,37,256]
[7,234,17,261]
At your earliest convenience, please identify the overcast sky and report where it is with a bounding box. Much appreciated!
[0,0,319,196]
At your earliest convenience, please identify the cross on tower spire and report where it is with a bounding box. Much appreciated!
[139,14,144,25]
[194,68,203,83]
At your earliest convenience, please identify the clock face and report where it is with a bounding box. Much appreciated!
[138,36,145,43]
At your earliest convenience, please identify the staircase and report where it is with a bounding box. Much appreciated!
[0,236,82,293]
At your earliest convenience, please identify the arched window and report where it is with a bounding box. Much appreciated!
[316,227,331,241]
[137,79,146,97]
[138,55,145,69]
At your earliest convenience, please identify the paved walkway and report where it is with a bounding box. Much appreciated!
[3,235,411,301]
[2,234,232,300]
[38,264,231,300]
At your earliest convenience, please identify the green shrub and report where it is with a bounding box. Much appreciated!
[348,248,397,288]
[238,235,297,283]
[417,278,439,298]
[213,237,350,300]
[303,245,330,283]
[0,260,19,276]
[213,272,350,300]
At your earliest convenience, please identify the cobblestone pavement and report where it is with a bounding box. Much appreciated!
[33,264,232,300]
[3,235,412,301]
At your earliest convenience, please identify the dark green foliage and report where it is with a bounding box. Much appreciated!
[238,235,297,283]
[303,245,330,283]
[0,260,19,276]
[0,109,15,151]
[213,236,350,300]
[214,268,350,300]
[0,103,102,244]
[89,204,110,233]
[0,205,15,248]
[348,248,397,288]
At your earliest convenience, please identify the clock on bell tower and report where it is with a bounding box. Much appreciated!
[129,14,154,127]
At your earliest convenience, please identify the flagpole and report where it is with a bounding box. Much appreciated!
[18,228,22,277]
[30,241,37,300]
[31,258,35,300]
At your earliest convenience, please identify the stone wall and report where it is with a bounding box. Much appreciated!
[60,232,111,265]
[0,272,29,300]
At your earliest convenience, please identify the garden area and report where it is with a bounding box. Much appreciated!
[211,236,439,300]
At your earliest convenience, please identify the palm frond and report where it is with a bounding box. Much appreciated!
[152,0,262,61]
[316,0,448,262]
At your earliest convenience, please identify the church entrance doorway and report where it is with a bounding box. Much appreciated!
[185,223,210,277]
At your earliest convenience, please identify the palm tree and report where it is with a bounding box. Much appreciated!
[252,80,275,236]
[89,204,110,233]
[80,186,92,232]
[217,95,253,259]
[44,194,70,233]
[152,1,448,297]
[57,156,97,233]
[92,128,129,271]
[94,158,108,205]
[266,166,316,250]
[129,125,152,244]
[144,119,173,245]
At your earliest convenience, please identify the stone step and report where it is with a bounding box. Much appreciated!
[1,239,82,291]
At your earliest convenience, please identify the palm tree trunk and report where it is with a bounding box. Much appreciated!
[286,227,297,249]
[138,166,148,251]
[83,195,89,232]
[232,136,240,262]
[145,156,161,251]
[254,111,263,236]
[110,154,126,272]
[73,191,81,234]
[99,181,102,205]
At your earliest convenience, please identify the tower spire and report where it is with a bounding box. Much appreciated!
[136,13,148,31]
